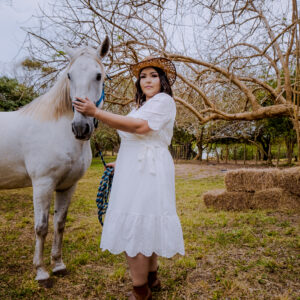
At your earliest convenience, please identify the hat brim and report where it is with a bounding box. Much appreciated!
[130,57,176,86]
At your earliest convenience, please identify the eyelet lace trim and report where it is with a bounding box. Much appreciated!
[100,212,185,258]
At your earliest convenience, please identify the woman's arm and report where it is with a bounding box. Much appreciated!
[73,97,151,134]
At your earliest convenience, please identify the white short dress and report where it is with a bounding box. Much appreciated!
[100,92,185,258]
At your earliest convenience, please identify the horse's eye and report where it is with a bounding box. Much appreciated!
[67,73,71,80]
[96,73,102,81]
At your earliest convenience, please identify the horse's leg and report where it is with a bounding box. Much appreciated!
[32,179,54,284]
[51,184,76,275]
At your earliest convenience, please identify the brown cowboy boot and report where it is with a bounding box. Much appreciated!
[128,282,152,300]
[148,268,161,291]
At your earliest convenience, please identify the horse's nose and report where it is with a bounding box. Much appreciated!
[72,121,92,140]
[84,124,90,135]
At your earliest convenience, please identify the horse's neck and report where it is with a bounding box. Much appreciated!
[20,78,72,121]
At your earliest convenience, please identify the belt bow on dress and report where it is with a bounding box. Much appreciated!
[137,142,167,175]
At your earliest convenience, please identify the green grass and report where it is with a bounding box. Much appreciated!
[0,158,299,299]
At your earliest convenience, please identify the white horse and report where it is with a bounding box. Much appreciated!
[0,37,110,286]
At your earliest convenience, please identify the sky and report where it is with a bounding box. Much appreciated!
[0,0,41,75]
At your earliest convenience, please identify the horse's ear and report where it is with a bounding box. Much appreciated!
[97,36,110,59]
[64,44,76,59]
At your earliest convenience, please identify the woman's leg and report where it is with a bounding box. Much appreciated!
[149,253,158,272]
[126,253,150,286]
[148,253,161,290]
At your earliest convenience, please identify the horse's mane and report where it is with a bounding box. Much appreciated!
[20,48,102,121]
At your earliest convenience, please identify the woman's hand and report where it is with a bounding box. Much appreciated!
[105,162,115,173]
[105,162,116,169]
[72,100,151,135]
[72,97,97,117]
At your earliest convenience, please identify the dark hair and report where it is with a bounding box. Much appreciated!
[134,67,173,107]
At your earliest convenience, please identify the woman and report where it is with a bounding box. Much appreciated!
[73,57,185,300]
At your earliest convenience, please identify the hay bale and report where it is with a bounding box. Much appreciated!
[277,167,300,196]
[203,189,254,211]
[204,188,300,211]
[252,188,281,209]
[225,168,279,192]
[253,187,300,210]
[280,191,300,210]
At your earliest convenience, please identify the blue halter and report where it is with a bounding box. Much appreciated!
[96,83,105,107]
[95,74,111,107]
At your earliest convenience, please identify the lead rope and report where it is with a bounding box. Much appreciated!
[96,150,114,226]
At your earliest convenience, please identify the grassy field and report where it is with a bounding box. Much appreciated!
[0,157,299,299]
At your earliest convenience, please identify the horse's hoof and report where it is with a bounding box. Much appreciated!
[52,268,68,276]
[38,278,54,288]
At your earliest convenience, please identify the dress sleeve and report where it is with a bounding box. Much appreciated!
[135,93,175,131]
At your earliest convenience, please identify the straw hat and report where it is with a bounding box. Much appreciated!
[130,56,177,86]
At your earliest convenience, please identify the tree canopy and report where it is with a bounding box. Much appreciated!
[0,77,37,111]
[22,0,300,159]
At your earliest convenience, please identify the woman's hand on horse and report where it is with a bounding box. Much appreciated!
[105,162,115,169]
[73,97,97,117]
[105,162,115,173]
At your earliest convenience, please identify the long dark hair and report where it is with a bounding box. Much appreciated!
[134,67,173,107]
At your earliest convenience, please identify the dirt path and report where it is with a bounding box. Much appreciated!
[174,161,274,179]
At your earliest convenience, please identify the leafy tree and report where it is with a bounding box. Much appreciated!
[91,123,120,156]
[0,77,37,111]
[254,117,296,164]
[171,126,197,159]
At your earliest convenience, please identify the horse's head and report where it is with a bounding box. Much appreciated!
[65,37,110,140]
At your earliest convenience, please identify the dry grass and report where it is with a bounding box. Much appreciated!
[0,158,299,299]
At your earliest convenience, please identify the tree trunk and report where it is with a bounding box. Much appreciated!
[255,148,259,165]
[225,144,229,164]
[195,128,204,161]
[297,122,300,165]
[267,144,272,165]
[256,135,270,161]
[187,143,194,160]
[215,147,220,164]
[234,146,237,164]
[292,117,300,165]
[276,144,281,167]
[206,144,212,163]
[285,137,295,165]
[293,0,300,164]
[198,145,203,161]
